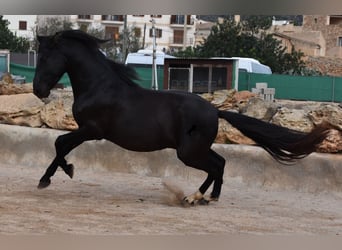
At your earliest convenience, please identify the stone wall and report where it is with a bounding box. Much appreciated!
[303,15,342,58]
[305,56,342,76]
[2,123,342,192]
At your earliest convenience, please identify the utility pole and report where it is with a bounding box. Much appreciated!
[122,15,128,63]
[142,23,146,49]
[183,15,187,50]
[151,19,158,90]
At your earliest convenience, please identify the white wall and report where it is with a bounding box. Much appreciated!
[70,15,197,52]
[3,15,198,52]
[3,15,37,41]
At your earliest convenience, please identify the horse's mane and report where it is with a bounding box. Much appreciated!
[55,30,141,87]
[105,59,141,87]
[56,29,108,49]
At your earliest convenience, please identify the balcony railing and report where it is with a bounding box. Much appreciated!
[170,15,193,26]
[78,15,92,20]
[101,15,124,22]
[169,37,194,46]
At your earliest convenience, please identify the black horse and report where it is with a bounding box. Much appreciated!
[33,30,329,205]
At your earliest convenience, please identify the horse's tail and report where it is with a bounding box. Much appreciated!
[218,110,330,163]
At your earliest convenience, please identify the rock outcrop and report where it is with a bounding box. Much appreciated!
[271,107,313,132]
[0,81,33,95]
[40,90,78,131]
[0,93,44,127]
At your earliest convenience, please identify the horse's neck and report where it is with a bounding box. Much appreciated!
[66,51,111,98]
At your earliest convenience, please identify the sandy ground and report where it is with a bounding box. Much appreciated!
[1,162,342,236]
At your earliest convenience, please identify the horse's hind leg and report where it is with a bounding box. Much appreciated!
[38,124,101,189]
[206,150,225,200]
[177,148,225,205]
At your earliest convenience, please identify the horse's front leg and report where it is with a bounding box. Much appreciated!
[38,124,101,189]
[38,156,74,189]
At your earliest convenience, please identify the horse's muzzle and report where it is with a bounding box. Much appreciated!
[33,87,50,99]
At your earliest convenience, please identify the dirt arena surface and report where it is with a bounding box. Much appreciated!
[1,162,342,236]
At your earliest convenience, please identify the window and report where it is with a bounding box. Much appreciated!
[193,66,227,93]
[193,67,209,93]
[149,28,162,38]
[19,21,27,30]
[170,15,191,25]
[173,30,184,44]
[150,15,162,18]
[338,37,342,46]
[132,15,144,17]
[169,68,189,91]
[102,15,124,21]
[105,26,120,40]
[211,67,227,92]
[329,15,342,25]
[171,15,184,25]
[78,15,92,20]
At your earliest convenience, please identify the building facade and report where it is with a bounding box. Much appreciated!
[303,15,342,58]
[2,15,37,41]
[3,14,208,54]
[70,15,198,53]
[270,15,342,59]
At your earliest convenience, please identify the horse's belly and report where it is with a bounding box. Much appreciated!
[105,133,174,152]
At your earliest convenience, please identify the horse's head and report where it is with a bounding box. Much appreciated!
[33,33,67,98]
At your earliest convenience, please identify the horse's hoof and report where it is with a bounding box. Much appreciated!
[198,197,210,205]
[181,197,195,207]
[210,196,219,202]
[65,164,74,179]
[37,179,51,189]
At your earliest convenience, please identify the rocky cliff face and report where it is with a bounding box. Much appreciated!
[0,80,341,153]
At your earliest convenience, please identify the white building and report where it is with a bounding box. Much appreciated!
[70,15,197,53]
[2,15,37,41]
[3,15,211,53]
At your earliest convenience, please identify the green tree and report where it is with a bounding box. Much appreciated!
[0,15,30,52]
[36,17,74,36]
[85,26,119,61]
[120,26,141,55]
[196,19,243,58]
[176,16,306,75]
[32,16,74,50]
[86,24,141,62]
[173,46,198,57]
[240,15,272,35]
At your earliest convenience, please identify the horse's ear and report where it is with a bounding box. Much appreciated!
[53,32,63,44]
